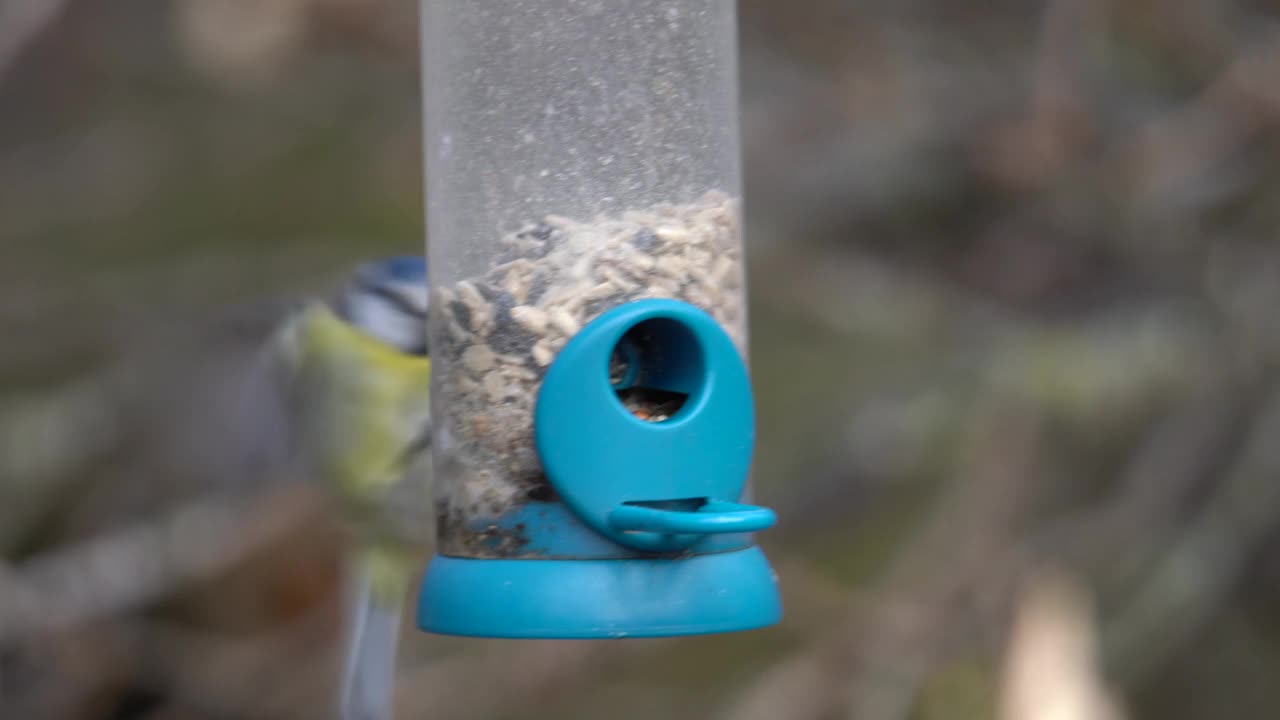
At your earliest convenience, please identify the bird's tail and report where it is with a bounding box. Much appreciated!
[338,548,408,720]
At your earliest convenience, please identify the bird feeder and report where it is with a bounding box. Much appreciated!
[417,0,781,638]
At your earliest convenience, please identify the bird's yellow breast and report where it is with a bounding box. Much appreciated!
[285,303,432,504]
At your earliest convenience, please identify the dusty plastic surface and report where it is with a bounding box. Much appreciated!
[421,0,747,557]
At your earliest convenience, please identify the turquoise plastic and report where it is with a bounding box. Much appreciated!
[417,546,781,638]
[417,299,781,638]
[536,299,769,552]
[609,501,776,535]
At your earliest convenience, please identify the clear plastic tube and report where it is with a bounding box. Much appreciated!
[422,0,747,557]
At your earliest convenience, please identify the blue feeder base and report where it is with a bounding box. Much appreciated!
[416,546,782,639]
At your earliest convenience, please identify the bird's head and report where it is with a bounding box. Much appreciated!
[336,255,430,356]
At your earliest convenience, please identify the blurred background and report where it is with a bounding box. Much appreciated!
[3,0,1280,718]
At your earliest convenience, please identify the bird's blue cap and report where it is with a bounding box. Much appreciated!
[373,255,428,284]
[342,255,430,353]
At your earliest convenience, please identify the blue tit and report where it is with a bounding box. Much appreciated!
[269,255,431,720]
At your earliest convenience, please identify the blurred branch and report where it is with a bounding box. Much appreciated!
[0,376,121,553]
[394,635,669,719]
[998,569,1125,720]
[982,0,1102,188]
[1106,381,1280,685]
[0,486,319,643]
[839,405,1043,720]
[0,0,71,85]
[129,603,339,719]
[1034,376,1247,588]
[1117,28,1280,216]
[1030,0,1096,126]
[720,403,1045,720]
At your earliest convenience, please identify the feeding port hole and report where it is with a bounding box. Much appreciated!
[609,317,705,423]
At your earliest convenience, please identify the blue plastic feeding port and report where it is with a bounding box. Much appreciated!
[418,299,782,638]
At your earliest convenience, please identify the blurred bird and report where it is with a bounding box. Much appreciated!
[267,255,433,720]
